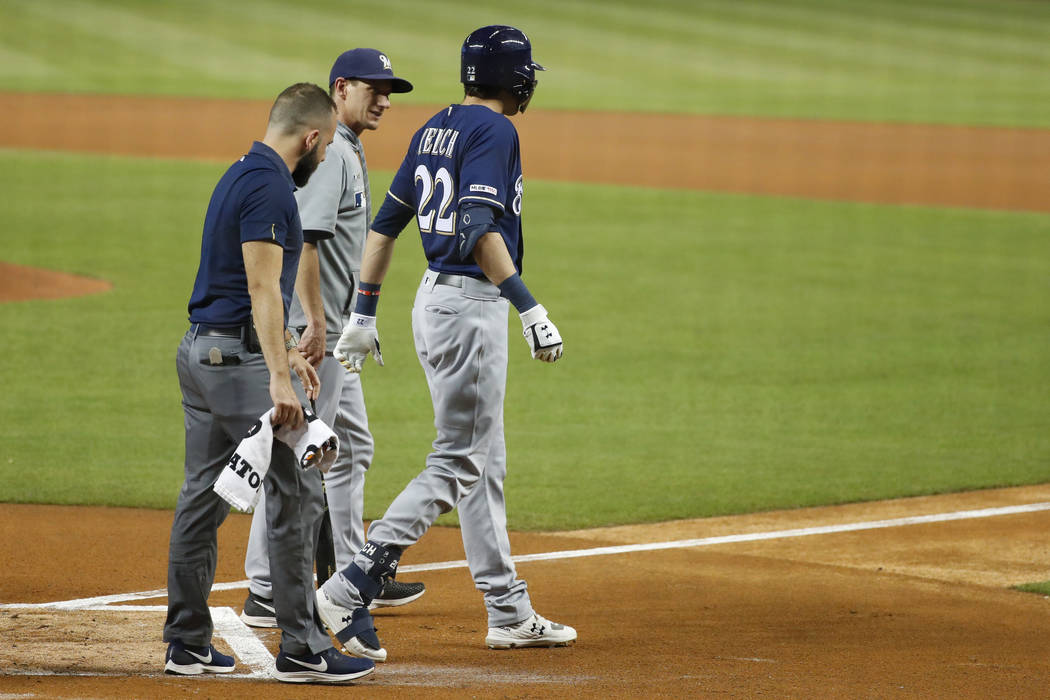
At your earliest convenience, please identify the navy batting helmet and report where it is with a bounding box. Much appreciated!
[461,25,545,112]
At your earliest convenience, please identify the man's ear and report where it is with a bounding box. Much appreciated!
[303,128,321,154]
[332,77,348,102]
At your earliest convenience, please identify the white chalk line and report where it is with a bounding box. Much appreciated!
[211,605,273,678]
[5,501,1050,613]
[4,501,1050,678]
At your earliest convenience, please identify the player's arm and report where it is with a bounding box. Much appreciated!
[293,148,341,367]
[243,241,316,428]
[293,241,325,367]
[466,212,563,364]
[334,191,413,372]
[358,229,398,287]
[471,229,517,286]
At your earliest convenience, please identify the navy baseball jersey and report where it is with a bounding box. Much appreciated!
[188,141,304,326]
[374,104,524,277]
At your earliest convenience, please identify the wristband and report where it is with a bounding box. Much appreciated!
[354,282,381,316]
[497,273,538,314]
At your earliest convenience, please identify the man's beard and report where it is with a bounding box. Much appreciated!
[291,141,322,187]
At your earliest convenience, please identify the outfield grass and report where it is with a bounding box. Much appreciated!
[0,0,1048,125]
[1013,582,1050,597]
[0,0,1047,529]
[1,149,1047,528]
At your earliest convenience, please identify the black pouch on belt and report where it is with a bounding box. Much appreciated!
[245,323,262,354]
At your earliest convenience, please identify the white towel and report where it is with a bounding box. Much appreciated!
[213,406,338,512]
[277,408,339,474]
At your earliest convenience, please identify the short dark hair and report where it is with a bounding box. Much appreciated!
[464,84,504,100]
[268,83,336,135]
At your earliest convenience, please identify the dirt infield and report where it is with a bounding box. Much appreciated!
[2,92,1050,696]
[0,262,111,302]
[3,487,1050,697]
[2,92,1048,211]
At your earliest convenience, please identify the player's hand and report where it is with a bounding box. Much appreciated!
[270,374,305,430]
[288,349,320,401]
[297,321,326,368]
[519,304,563,363]
[335,313,385,373]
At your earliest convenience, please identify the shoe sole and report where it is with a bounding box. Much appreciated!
[164,660,237,675]
[273,666,374,684]
[240,611,279,628]
[369,588,426,610]
[486,638,577,650]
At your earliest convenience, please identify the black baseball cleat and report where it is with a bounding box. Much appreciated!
[240,590,278,628]
[370,579,426,609]
[273,646,374,684]
[164,641,236,675]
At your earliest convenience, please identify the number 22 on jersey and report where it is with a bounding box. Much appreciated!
[415,165,455,235]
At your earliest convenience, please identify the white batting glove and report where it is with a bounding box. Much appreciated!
[519,304,563,363]
[335,313,384,373]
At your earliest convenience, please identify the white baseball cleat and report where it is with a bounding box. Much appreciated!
[485,612,577,649]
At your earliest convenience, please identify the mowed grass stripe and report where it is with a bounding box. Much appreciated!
[0,0,1048,124]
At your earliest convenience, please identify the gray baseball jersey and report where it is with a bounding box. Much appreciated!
[244,121,378,598]
[288,121,371,347]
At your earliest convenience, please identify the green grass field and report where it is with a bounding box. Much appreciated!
[1,149,1047,528]
[0,0,1048,125]
[1,0,1048,529]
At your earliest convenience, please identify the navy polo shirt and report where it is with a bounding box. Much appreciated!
[188,142,304,326]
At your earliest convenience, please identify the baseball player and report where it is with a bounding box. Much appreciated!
[240,49,425,631]
[165,83,374,684]
[312,25,576,661]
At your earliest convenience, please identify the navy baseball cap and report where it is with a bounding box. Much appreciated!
[329,48,413,93]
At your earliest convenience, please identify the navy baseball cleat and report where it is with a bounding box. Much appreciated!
[370,579,426,609]
[240,590,278,628]
[164,641,236,675]
[273,646,375,684]
[316,588,387,661]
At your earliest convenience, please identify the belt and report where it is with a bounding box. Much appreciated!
[434,273,464,288]
[194,324,246,338]
[191,322,262,353]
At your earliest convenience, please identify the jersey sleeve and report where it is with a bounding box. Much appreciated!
[458,119,515,214]
[371,130,423,238]
[371,193,415,238]
[386,129,423,211]
[294,149,343,236]
[239,175,294,246]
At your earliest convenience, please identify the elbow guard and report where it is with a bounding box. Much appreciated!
[457,203,497,261]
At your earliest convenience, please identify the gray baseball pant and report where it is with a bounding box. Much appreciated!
[322,270,533,627]
[165,329,331,655]
[245,357,375,592]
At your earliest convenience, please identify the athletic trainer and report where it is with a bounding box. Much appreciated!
[163,83,373,684]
